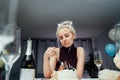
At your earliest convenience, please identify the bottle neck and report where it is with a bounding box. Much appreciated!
[26,39,32,55]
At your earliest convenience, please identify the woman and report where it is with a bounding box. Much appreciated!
[43,21,85,79]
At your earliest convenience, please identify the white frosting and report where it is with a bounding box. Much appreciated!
[51,69,78,80]
[113,53,120,69]
[57,69,77,80]
[98,69,120,80]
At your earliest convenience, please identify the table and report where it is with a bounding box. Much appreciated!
[82,78,98,80]
[35,78,98,80]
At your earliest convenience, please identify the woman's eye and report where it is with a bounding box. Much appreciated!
[65,35,69,37]
[59,37,63,40]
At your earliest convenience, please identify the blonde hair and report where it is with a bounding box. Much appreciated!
[56,21,76,39]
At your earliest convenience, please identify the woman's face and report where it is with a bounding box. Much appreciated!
[58,28,75,48]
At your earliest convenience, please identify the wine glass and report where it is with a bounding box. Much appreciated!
[0,26,21,80]
[0,0,19,53]
[94,50,103,72]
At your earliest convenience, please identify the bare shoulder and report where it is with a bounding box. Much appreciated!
[77,47,85,57]
[55,47,60,58]
[55,47,60,54]
[77,47,84,52]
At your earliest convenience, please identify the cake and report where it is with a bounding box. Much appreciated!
[113,53,120,69]
[98,69,120,80]
[51,69,78,80]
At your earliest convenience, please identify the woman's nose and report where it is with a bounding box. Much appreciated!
[63,37,67,41]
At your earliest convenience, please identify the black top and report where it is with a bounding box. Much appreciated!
[55,44,77,70]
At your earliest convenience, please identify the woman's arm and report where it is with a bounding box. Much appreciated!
[76,47,85,79]
[43,55,57,78]
[43,47,59,78]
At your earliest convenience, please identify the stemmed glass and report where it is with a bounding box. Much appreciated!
[0,0,19,79]
[0,26,21,80]
[94,50,103,72]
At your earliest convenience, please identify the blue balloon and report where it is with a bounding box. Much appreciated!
[105,43,116,57]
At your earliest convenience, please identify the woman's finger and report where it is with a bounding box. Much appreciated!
[46,47,56,57]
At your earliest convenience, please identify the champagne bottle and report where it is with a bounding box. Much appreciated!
[20,39,35,80]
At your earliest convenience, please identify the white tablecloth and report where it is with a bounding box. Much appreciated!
[82,78,98,80]
[35,78,98,80]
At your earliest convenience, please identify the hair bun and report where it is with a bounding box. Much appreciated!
[58,21,73,27]
[62,21,73,26]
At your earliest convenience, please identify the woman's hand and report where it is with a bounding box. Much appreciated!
[43,47,58,78]
[44,47,57,58]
